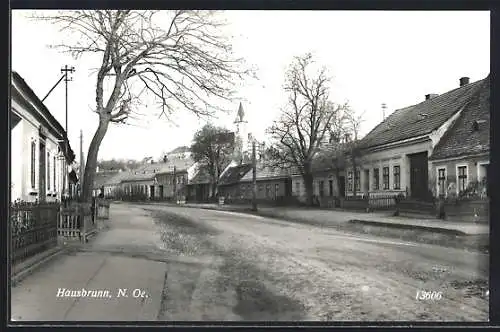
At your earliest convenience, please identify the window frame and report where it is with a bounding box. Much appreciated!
[437,167,446,197]
[393,165,401,190]
[354,170,360,192]
[47,152,51,191]
[382,166,390,190]
[373,168,379,190]
[347,171,353,191]
[456,164,468,193]
[31,140,36,189]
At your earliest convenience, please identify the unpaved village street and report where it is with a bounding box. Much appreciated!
[11,203,489,322]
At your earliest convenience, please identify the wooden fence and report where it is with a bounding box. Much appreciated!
[10,202,59,265]
[341,194,398,211]
[58,203,96,242]
[94,198,110,230]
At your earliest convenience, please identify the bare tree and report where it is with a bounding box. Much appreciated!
[35,10,253,202]
[266,53,350,206]
[190,124,235,198]
[342,111,365,197]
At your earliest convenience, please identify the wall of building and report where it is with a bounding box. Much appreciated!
[11,102,67,203]
[430,154,489,196]
[291,172,341,202]
[346,139,432,197]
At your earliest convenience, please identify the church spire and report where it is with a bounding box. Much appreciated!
[234,102,246,123]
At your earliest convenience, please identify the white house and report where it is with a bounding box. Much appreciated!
[10,71,77,203]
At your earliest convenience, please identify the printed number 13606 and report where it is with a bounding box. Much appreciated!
[416,290,443,301]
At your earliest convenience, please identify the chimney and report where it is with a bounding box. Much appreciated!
[460,77,470,87]
[425,93,438,100]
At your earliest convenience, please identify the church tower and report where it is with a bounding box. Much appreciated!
[233,102,249,164]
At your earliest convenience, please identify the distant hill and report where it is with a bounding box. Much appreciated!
[97,159,142,172]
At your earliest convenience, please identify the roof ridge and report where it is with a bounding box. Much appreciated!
[430,76,490,160]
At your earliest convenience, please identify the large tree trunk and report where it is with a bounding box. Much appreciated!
[81,117,110,203]
[303,171,314,206]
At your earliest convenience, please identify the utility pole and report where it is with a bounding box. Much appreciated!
[79,130,84,199]
[173,166,177,203]
[252,139,257,211]
[61,65,75,133]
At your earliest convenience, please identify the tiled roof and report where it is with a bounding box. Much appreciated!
[105,157,195,184]
[104,171,133,185]
[189,167,212,185]
[93,171,121,189]
[430,75,490,160]
[358,78,486,150]
[239,162,297,182]
[218,163,252,186]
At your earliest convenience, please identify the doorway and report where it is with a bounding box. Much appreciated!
[338,176,346,197]
[409,152,429,200]
[149,185,155,200]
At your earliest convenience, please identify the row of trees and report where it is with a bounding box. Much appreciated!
[189,54,364,205]
[41,10,362,206]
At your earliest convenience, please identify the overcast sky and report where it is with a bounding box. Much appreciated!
[12,10,490,162]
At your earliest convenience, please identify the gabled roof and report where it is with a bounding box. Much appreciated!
[358,77,486,150]
[239,162,299,182]
[93,171,121,189]
[430,75,490,160]
[188,167,212,185]
[218,163,252,186]
[12,71,76,163]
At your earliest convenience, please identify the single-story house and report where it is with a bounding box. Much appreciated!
[237,162,298,203]
[186,166,212,202]
[217,163,253,200]
[347,75,488,201]
[92,169,122,197]
[11,71,77,203]
[429,75,490,198]
[112,156,197,201]
[290,146,346,204]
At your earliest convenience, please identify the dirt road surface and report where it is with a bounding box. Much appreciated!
[144,203,489,322]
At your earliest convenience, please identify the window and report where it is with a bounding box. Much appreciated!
[329,180,333,196]
[437,168,446,196]
[258,184,263,193]
[319,181,325,197]
[458,166,467,192]
[393,165,400,190]
[355,170,360,191]
[265,184,271,198]
[373,168,379,190]
[47,153,51,191]
[347,171,353,191]
[53,156,56,191]
[383,167,389,190]
[275,184,280,197]
[295,182,300,194]
[31,141,36,188]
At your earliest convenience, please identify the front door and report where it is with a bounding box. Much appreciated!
[39,140,46,202]
[409,152,429,200]
[338,176,346,197]
[364,169,370,193]
[150,185,155,199]
[159,185,164,199]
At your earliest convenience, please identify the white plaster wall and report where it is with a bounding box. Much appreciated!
[12,99,68,203]
[347,140,432,197]
[10,120,23,202]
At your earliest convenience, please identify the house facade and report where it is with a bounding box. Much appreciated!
[238,163,295,202]
[347,76,488,201]
[429,76,490,198]
[10,71,77,203]
[106,154,197,201]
